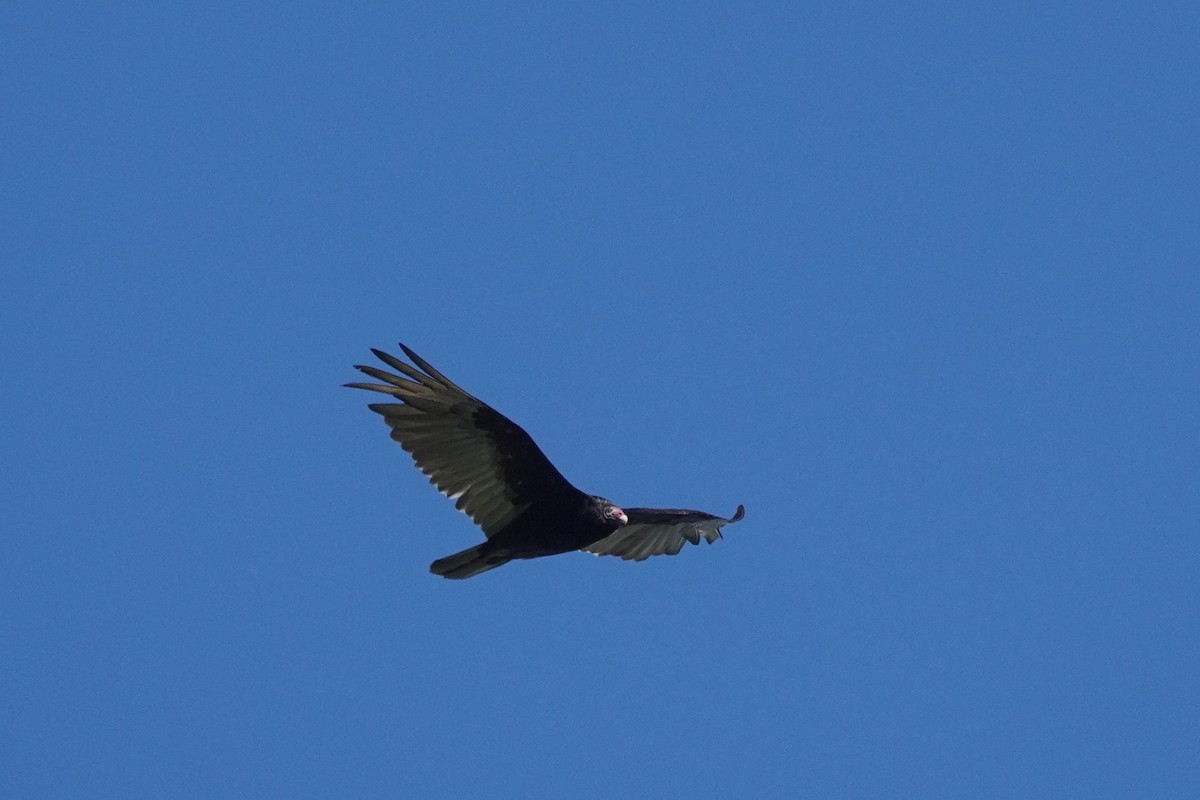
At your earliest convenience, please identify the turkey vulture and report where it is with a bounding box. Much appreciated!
[346,344,744,579]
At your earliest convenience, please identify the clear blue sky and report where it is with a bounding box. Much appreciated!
[3,3,1198,797]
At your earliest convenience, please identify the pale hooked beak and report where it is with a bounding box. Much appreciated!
[614,508,628,525]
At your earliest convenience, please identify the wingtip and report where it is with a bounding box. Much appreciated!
[730,504,745,523]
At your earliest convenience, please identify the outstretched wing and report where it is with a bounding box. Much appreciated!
[346,344,580,537]
[584,505,745,561]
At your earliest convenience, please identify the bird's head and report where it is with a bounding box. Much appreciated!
[596,498,628,527]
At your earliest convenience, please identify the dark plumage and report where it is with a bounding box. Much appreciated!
[346,344,744,579]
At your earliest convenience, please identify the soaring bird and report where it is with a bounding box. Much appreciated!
[347,344,744,579]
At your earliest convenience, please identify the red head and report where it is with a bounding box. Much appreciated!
[601,502,628,526]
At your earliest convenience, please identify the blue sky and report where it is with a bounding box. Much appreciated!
[3,3,1198,797]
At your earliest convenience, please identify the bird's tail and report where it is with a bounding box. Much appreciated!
[429,543,511,580]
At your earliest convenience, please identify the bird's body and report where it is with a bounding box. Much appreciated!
[429,494,624,579]
[346,344,743,579]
